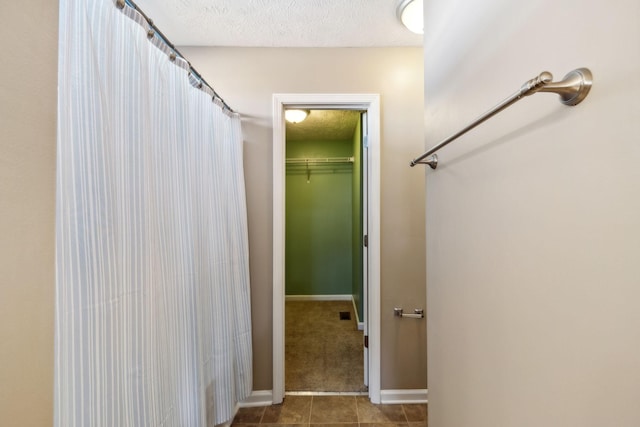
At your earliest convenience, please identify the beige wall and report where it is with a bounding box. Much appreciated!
[0,1,58,426]
[424,0,640,425]
[181,47,427,390]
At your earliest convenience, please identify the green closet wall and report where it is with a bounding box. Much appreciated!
[285,139,354,296]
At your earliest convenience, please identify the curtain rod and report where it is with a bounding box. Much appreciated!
[114,0,235,114]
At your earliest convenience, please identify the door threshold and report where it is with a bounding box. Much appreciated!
[285,391,369,397]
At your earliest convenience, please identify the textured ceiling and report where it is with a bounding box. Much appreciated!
[286,110,361,142]
[133,0,423,47]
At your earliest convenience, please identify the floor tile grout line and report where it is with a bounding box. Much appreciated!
[258,404,266,424]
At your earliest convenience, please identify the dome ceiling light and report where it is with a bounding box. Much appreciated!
[285,109,310,123]
[397,0,423,34]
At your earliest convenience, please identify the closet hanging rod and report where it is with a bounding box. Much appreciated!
[115,0,235,113]
[410,68,593,169]
[286,157,354,164]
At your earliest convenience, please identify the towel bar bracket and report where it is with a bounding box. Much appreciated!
[413,154,438,169]
[537,68,593,106]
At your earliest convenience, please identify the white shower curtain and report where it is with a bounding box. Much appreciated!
[55,1,252,426]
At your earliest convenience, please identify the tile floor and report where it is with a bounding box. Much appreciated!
[232,395,427,427]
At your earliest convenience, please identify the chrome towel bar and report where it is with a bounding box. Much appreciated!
[410,68,593,169]
[394,308,424,319]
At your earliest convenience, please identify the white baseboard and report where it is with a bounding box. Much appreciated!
[223,391,270,425]
[380,389,428,404]
[285,294,352,301]
[238,389,426,407]
[238,390,273,408]
[352,296,364,330]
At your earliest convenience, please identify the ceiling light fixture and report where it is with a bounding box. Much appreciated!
[397,0,424,34]
[285,109,309,123]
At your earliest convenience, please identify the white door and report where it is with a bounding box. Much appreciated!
[361,111,369,387]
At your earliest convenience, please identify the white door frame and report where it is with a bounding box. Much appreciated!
[272,93,381,404]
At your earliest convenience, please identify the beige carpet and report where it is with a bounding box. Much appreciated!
[285,300,365,392]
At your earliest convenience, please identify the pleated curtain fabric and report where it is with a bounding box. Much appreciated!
[55,1,252,425]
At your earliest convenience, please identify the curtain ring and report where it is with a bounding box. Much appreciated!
[147,29,154,39]
[169,52,177,62]
[116,0,125,9]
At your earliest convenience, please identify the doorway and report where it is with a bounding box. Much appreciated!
[273,94,381,404]
[284,109,364,393]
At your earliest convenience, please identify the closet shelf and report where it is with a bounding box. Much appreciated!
[286,157,354,165]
